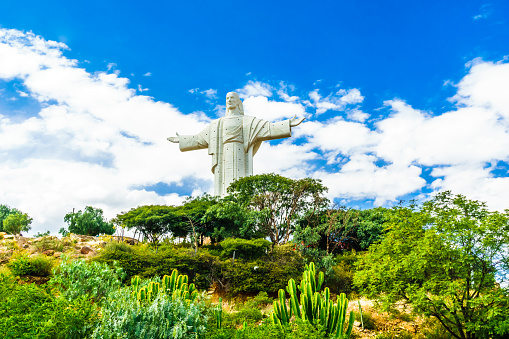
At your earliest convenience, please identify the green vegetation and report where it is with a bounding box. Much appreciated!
[2,209,33,235]
[7,251,54,276]
[60,206,115,236]
[1,177,508,338]
[50,256,125,303]
[355,191,509,339]
[0,269,98,339]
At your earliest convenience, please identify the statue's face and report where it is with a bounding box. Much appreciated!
[226,92,239,110]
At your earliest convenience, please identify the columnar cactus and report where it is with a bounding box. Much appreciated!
[130,269,198,304]
[271,262,354,338]
[215,297,223,329]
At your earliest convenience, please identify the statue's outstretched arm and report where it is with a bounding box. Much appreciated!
[167,132,180,143]
[289,115,305,127]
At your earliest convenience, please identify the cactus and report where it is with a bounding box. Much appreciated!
[131,275,141,292]
[271,262,354,338]
[215,297,223,329]
[132,269,198,304]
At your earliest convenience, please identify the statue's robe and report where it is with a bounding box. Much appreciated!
[178,115,292,196]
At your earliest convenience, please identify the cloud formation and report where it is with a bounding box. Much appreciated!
[1,29,509,235]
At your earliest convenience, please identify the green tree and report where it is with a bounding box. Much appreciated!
[62,206,114,236]
[354,191,509,339]
[228,174,328,245]
[202,195,260,243]
[115,205,186,243]
[0,205,20,233]
[177,195,218,248]
[3,211,33,235]
[294,206,389,256]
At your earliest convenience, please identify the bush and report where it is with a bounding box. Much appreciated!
[104,241,132,253]
[94,243,221,289]
[222,259,302,296]
[0,281,98,339]
[216,238,271,260]
[204,317,328,339]
[356,310,377,330]
[50,256,124,303]
[7,251,54,276]
[92,283,208,339]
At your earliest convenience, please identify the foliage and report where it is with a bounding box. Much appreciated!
[50,256,124,303]
[216,237,271,260]
[204,316,328,339]
[94,242,221,289]
[7,251,54,276]
[354,191,509,339]
[0,281,98,339]
[0,204,19,232]
[3,211,33,235]
[228,173,329,244]
[203,196,260,242]
[92,279,208,339]
[271,262,354,338]
[61,206,114,236]
[177,194,218,247]
[295,206,389,257]
[33,230,51,238]
[222,259,303,296]
[104,240,133,252]
[115,205,186,243]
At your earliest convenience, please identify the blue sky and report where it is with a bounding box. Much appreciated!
[1,0,509,234]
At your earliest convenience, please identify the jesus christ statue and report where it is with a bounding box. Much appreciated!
[168,92,305,196]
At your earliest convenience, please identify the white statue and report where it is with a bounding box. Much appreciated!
[168,92,305,196]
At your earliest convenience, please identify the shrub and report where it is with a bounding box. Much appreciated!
[356,310,377,330]
[104,241,132,253]
[204,317,327,339]
[0,282,98,339]
[94,243,221,289]
[92,283,208,339]
[7,251,54,276]
[222,259,302,296]
[217,238,271,260]
[50,256,124,303]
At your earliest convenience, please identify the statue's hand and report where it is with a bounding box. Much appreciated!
[167,132,180,143]
[289,115,305,127]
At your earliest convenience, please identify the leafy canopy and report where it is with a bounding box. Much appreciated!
[354,191,509,339]
[3,211,32,235]
[61,206,114,236]
[228,173,328,245]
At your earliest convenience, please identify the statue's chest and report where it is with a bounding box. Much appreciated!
[222,116,243,143]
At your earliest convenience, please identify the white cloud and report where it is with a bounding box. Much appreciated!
[254,141,318,179]
[201,88,217,99]
[236,80,273,98]
[314,155,425,206]
[143,72,151,76]
[243,96,308,121]
[347,109,370,122]
[0,28,212,234]
[473,4,493,20]
[296,118,378,161]
[137,84,149,92]
[308,88,364,114]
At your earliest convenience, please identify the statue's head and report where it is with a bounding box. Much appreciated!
[226,92,244,116]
